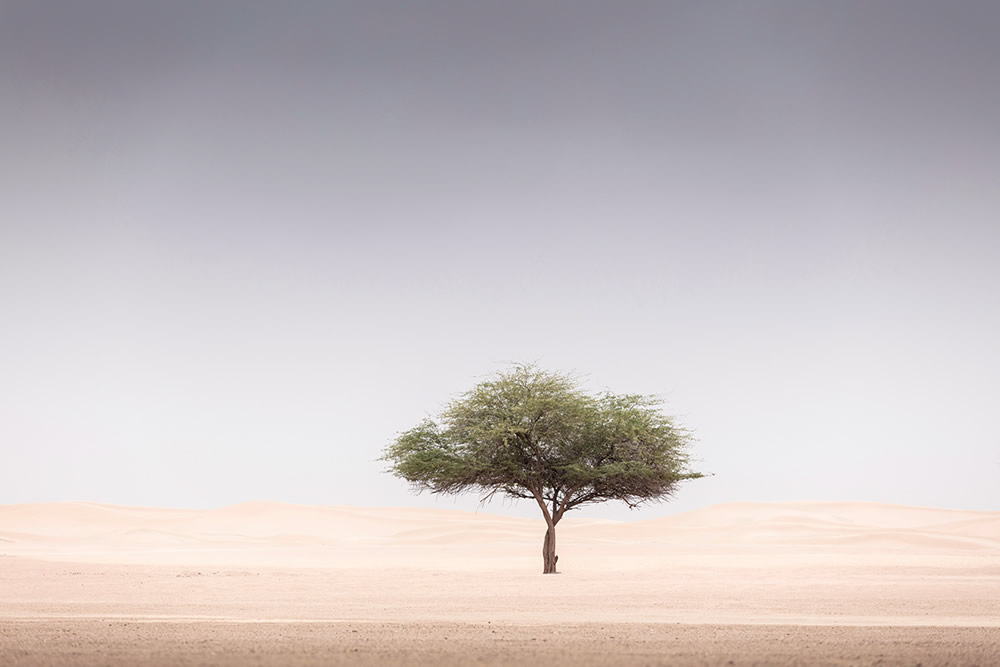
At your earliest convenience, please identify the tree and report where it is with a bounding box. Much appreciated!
[382,364,705,574]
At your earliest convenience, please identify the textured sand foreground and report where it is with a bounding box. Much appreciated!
[3,620,999,667]
[1,501,998,665]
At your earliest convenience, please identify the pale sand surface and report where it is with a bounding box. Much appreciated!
[3,621,999,667]
[1,501,998,665]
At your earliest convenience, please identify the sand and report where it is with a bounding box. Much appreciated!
[1,501,998,665]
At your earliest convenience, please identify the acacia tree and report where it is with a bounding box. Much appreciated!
[382,364,705,574]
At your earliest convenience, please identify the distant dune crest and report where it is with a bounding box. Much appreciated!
[0,501,997,569]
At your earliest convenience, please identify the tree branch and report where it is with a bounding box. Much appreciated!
[530,487,553,526]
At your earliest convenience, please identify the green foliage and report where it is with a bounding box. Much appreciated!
[383,364,704,520]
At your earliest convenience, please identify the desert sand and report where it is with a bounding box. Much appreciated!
[1,501,998,665]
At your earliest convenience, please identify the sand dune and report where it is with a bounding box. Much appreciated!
[1,501,997,568]
[2,501,998,665]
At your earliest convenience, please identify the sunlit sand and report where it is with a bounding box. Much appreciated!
[2,501,998,665]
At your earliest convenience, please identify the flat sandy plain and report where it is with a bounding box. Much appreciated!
[1,501,998,666]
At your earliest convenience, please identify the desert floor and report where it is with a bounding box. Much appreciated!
[1,501,998,666]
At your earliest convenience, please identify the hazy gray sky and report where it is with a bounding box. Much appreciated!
[2,2,998,519]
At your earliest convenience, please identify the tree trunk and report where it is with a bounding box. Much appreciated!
[542,522,558,574]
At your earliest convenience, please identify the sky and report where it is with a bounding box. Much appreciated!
[1,1,998,520]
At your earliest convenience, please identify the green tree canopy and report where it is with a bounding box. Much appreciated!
[382,364,705,573]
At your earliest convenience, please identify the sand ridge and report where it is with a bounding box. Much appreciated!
[1,501,998,665]
[2,500,998,566]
